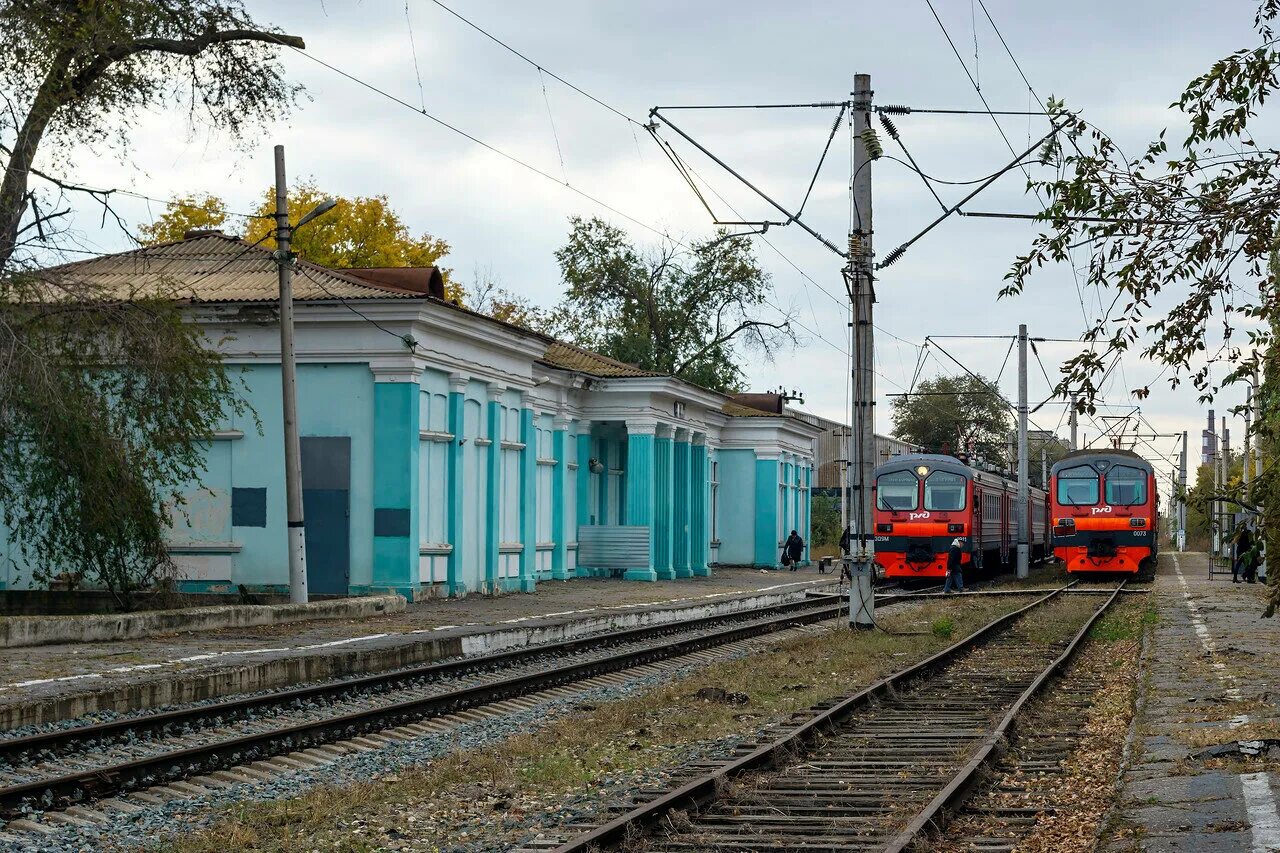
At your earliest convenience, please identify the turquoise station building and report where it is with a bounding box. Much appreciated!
[0,233,821,600]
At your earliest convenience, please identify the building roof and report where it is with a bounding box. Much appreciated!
[539,341,663,378]
[40,234,811,422]
[41,232,429,303]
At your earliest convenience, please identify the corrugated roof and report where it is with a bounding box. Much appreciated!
[539,341,662,378]
[39,233,422,303]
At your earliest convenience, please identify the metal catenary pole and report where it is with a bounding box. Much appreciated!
[847,73,875,630]
[274,145,309,604]
[1016,323,1029,579]
[1068,398,1078,451]
[1178,430,1188,551]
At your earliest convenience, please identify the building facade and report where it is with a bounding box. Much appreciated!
[0,234,820,599]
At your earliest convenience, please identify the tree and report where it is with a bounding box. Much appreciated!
[552,216,791,393]
[137,193,229,244]
[1003,2,1279,613]
[463,263,559,331]
[140,183,462,301]
[890,374,1014,468]
[1,2,301,603]
[810,494,841,549]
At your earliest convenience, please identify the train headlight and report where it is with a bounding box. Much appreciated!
[916,466,929,477]
[947,523,964,533]
[1129,517,1147,528]
[876,523,893,533]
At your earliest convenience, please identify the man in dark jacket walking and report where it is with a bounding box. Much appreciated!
[783,530,805,571]
[1233,526,1254,583]
[944,537,966,594]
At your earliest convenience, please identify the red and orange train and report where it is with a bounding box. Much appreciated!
[872,453,1050,581]
[1049,449,1159,580]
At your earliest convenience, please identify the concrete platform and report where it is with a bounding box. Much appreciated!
[0,566,835,730]
[1106,552,1280,852]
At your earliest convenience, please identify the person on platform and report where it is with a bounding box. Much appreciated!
[839,526,851,557]
[944,537,966,594]
[1233,526,1254,584]
[782,530,805,571]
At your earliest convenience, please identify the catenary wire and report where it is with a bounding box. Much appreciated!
[427,0,644,128]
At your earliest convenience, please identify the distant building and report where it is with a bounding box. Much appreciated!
[729,394,916,489]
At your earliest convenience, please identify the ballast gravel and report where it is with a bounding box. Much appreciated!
[0,647,755,853]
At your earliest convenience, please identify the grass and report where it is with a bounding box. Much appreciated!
[1090,603,1157,642]
[164,596,1036,853]
[931,617,954,639]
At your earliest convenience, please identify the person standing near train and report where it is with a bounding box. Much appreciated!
[944,537,966,594]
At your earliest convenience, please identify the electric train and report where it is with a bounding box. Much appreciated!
[1050,449,1159,580]
[872,453,1050,581]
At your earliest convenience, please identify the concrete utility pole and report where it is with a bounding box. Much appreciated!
[274,145,308,605]
[1069,398,1078,451]
[847,73,876,630]
[1016,324,1029,579]
[1244,383,1253,497]
[1178,431,1188,551]
[1254,368,1264,482]
[1041,444,1048,492]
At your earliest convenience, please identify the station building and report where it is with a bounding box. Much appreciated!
[0,233,821,600]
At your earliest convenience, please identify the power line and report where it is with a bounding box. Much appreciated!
[290,48,672,243]
[427,0,643,128]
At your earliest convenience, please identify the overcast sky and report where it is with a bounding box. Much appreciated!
[42,0,1271,480]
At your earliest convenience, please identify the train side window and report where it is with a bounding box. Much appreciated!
[924,471,967,511]
[1105,465,1147,505]
[876,470,919,511]
[1056,465,1099,505]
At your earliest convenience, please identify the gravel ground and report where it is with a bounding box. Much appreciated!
[1,645,760,853]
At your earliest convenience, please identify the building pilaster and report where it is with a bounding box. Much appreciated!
[444,373,468,596]
[672,428,692,578]
[370,367,423,600]
[654,423,675,580]
[691,432,710,576]
[484,384,504,593]
[551,412,571,580]
[575,425,593,577]
[624,419,658,581]
[517,392,537,592]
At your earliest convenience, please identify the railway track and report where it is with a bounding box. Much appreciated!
[0,589,859,827]
[539,581,1126,853]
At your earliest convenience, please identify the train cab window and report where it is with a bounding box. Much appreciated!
[876,470,919,511]
[924,471,967,511]
[1105,465,1148,505]
[1056,465,1100,505]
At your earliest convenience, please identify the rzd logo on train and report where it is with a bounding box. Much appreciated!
[909,511,931,521]
[1090,506,1113,515]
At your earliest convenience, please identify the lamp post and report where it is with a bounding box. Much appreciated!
[274,144,337,604]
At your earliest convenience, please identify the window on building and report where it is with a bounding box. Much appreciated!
[1056,465,1100,506]
[876,469,919,511]
[1105,465,1147,506]
[924,470,967,511]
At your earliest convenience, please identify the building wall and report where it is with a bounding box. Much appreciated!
[0,298,819,598]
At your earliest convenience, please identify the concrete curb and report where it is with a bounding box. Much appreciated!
[0,582,834,730]
[0,595,407,648]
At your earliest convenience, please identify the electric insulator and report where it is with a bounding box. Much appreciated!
[880,245,906,268]
[879,113,900,140]
[861,127,883,160]
[877,104,912,115]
